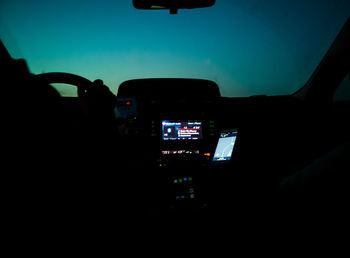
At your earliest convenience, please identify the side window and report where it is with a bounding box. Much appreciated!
[333,73,350,101]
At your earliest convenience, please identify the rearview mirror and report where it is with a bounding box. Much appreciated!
[132,0,216,14]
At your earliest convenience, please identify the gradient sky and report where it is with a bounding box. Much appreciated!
[1,0,349,97]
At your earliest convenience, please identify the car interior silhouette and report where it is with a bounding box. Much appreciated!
[1,0,349,219]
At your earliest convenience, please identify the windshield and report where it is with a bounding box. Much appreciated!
[1,0,349,97]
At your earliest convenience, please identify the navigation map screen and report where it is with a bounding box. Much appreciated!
[162,121,203,140]
[213,129,238,162]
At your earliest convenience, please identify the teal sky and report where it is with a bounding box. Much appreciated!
[1,0,349,97]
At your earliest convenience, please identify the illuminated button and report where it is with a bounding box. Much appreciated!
[183,177,188,181]
[174,179,178,184]
[179,178,183,183]
[188,177,193,182]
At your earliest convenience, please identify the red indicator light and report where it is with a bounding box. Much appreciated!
[126,101,131,106]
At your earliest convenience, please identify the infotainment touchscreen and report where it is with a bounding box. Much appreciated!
[213,129,238,162]
[162,121,203,140]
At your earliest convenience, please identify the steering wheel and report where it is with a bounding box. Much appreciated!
[35,72,111,116]
[36,72,93,98]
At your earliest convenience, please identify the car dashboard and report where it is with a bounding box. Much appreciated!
[96,78,307,215]
[56,77,346,216]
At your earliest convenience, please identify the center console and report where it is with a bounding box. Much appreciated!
[114,78,239,212]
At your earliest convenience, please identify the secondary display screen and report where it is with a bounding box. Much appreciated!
[162,121,203,140]
[213,129,238,162]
